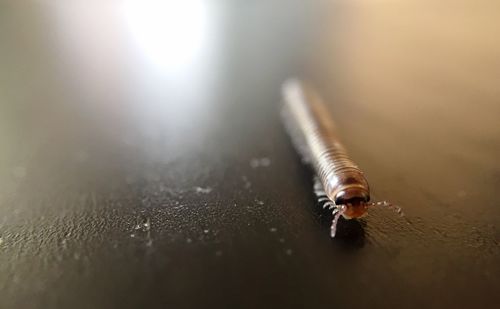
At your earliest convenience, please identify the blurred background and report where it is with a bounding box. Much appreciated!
[0,1,499,308]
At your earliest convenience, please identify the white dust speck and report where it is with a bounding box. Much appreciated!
[260,157,271,166]
[12,166,26,179]
[285,249,293,256]
[203,229,209,234]
[134,217,151,232]
[270,227,277,233]
[61,239,67,249]
[215,250,223,257]
[195,187,212,194]
[131,216,154,247]
[186,238,193,244]
[250,159,259,168]
[241,176,252,189]
[250,157,271,168]
[256,199,264,205]
[143,219,151,231]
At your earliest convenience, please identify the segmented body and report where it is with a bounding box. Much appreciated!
[281,79,371,237]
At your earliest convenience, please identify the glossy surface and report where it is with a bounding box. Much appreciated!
[1,1,499,308]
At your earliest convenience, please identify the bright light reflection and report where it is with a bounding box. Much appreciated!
[122,0,210,71]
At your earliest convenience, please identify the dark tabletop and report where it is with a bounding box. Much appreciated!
[1,1,499,308]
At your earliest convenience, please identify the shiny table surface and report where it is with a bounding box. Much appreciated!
[1,1,499,308]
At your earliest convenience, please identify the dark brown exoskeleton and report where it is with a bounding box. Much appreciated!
[281,79,400,237]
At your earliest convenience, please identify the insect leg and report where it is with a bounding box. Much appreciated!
[372,201,404,216]
[330,206,345,238]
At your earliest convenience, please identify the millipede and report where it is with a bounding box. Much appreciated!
[281,79,401,237]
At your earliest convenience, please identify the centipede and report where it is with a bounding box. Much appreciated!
[281,79,401,237]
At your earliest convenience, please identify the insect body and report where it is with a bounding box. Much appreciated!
[282,79,395,237]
